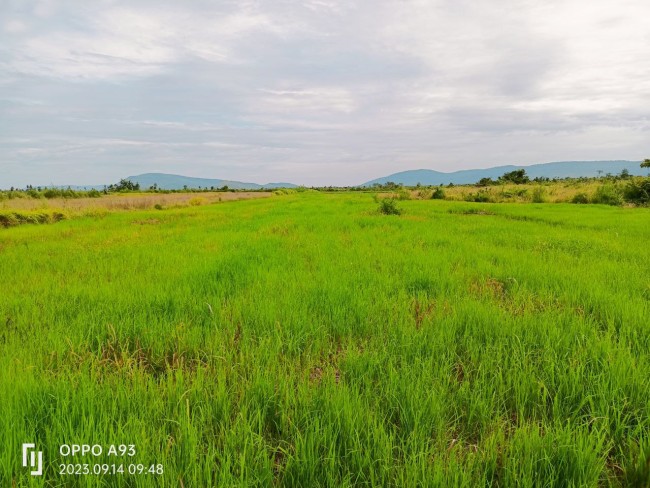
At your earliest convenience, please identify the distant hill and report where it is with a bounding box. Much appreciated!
[362,161,645,186]
[125,173,297,190]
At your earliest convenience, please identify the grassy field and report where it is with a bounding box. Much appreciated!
[1,192,649,486]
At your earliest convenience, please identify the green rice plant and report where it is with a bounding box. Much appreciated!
[0,193,648,486]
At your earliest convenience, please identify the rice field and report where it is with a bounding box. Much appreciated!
[1,192,648,486]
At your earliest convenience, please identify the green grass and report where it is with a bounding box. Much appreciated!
[1,193,649,486]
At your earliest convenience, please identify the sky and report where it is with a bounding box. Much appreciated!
[1,0,649,187]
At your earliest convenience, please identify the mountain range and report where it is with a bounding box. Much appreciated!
[124,173,296,190]
[52,160,647,191]
[361,160,645,186]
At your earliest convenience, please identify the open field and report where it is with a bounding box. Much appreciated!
[1,192,649,486]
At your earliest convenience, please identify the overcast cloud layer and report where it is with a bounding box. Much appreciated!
[1,0,649,187]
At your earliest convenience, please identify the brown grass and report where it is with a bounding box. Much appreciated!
[380,180,615,203]
[0,191,272,212]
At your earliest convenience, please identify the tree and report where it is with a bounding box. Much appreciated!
[641,159,650,168]
[108,179,140,192]
[476,177,496,186]
[499,169,530,184]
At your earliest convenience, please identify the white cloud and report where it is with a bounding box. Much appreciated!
[0,0,649,186]
[3,19,27,33]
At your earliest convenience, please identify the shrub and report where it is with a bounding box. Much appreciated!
[591,184,623,205]
[572,193,589,204]
[465,190,492,203]
[378,198,402,215]
[396,189,412,200]
[501,188,529,199]
[0,210,68,228]
[431,187,446,200]
[476,177,497,186]
[188,197,206,206]
[0,212,17,227]
[154,204,163,210]
[623,178,650,205]
[531,187,547,203]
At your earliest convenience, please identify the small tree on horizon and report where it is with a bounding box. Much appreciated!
[108,179,140,192]
[641,159,650,168]
[499,169,530,185]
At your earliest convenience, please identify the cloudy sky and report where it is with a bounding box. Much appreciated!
[1,0,649,187]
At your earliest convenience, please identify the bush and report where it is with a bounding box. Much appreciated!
[378,198,402,215]
[154,204,163,210]
[476,177,497,186]
[531,187,547,203]
[0,210,68,228]
[26,189,43,199]
[591,184,622,206]
[431,187,446,200]
[464,190,492,203]
[572,193,589,204]
[396,189,411,200]
[623,178,650,205]
[501,188,529,199]
[188,197,207,206]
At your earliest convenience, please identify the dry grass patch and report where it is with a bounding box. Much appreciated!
[0,191,272,213]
